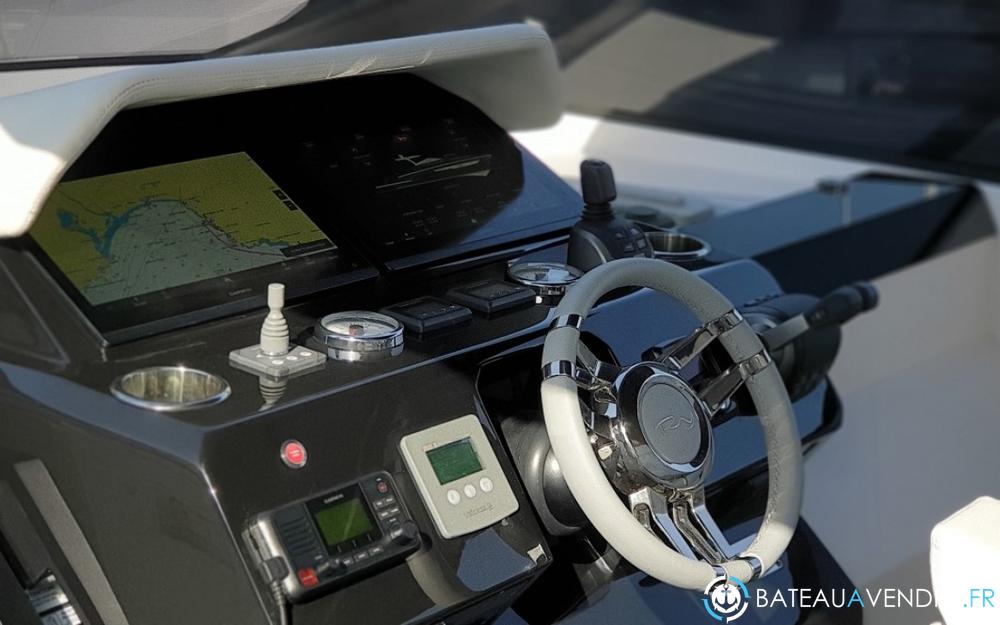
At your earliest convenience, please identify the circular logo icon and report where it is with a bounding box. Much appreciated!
[703,576,750,622]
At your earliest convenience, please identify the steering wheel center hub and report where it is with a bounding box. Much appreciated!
[613,364,713,487]
[638,378,703,465]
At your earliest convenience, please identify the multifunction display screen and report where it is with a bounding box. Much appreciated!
[426,438,483,485]
[312,497,377,549]
[31,152,332,305]
[27,151,370,342]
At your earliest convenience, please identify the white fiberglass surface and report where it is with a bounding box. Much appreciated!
[808,237,1000,625]
[0,0,306,62]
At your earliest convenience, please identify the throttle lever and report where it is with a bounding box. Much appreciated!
[763,282,879,351]
[804,282,879,330]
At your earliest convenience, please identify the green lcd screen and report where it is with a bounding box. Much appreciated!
[312,497,375,548]
[426,438,483,485]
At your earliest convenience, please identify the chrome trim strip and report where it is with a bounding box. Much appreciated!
[549,314,584,331]
[710,309,744,335]
[541,360,576,380]
[736,553,764,581]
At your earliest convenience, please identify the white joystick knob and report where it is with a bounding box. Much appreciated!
[260,283,289,356]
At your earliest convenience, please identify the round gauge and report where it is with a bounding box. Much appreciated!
[508,261,583,304]
[314,311,404,362]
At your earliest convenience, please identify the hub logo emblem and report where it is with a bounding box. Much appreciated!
[656,415,695,432]
[703,576,750,622]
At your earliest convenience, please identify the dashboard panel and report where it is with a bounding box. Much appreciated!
[0,69,866,625]
[26,74,579,343]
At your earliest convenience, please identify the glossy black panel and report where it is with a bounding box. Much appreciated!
[685,176,984,294]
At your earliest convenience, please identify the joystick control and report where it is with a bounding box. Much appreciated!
[228,283,327,381]
[567,159,654,271]
[260,283,290,356]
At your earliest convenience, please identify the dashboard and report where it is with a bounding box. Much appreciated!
[0,70,858,625]
[26,75,579,343]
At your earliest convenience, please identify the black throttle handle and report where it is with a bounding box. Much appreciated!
[804,282,879,330]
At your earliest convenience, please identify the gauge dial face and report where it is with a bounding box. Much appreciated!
[315,311,404,361]
[508,262,582,288]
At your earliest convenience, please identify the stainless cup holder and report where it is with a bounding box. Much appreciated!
[111,366,231,411]
[647,231,711,262]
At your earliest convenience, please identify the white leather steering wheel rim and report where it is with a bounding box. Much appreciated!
[540,258,803,590]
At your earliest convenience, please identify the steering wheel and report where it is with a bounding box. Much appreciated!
[540,258,802,590]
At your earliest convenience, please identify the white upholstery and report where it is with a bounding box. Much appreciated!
[0,24,563,239]
[931,497,1000,625]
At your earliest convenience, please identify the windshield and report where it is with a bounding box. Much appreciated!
[4,1,1000,179]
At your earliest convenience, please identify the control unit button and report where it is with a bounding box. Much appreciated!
[354,551,370,563]
[445,281,536,315]
[280,440,308,469]
[386,506,401,516]
[368,545,385,557]
[446,489,461,505]
[463,484,477,499]
[376,481,390,494]
[382,496,396,506]
[377,509,393,520]
[297,567,319,588]
[381,297,472,334]
[479,477,494,493]
[340,556,354,567]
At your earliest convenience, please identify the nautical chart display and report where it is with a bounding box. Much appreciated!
[28,151,369,342]
[31,152,333,306]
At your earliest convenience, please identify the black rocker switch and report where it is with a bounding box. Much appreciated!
[567,159,654,272]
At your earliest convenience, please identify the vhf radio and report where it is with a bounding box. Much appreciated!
[249,472,420,602]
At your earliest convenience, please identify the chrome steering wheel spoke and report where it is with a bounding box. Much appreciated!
[630,486,775,580]
[577,340,620,391]
[654,310,744,372]
[629,487,698,560]
[543,314,620,394]
[632,486,741,565]
[696,350,772,416]
[672,488,740,563]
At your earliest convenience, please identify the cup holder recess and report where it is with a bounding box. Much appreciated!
[110,366,231,411]
[647,231,711,262]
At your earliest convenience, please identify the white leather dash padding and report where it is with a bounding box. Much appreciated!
[931,496,1000,625]
[0,24,562,239]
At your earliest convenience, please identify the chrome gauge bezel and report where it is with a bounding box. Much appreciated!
[507,261,583,300]
[314,311,404,362]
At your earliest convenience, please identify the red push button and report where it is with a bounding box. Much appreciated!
[281,440,308,469]
[297,567,319,588]
[376,480,389,494]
